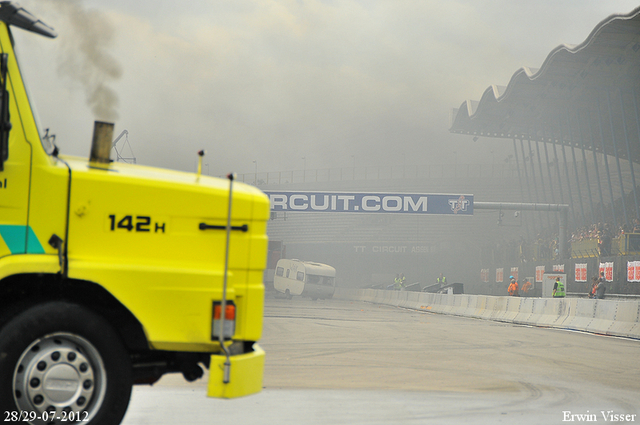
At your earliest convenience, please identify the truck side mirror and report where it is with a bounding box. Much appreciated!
[0,53,11,171]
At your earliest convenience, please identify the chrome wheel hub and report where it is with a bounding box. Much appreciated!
[13,333,106,424]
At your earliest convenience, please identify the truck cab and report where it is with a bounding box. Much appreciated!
[0,3,269,423]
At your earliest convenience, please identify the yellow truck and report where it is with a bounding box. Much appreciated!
[0,3,269,424]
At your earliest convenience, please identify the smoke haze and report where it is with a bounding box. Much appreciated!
[51,0,122,121]
[9,0,640,174]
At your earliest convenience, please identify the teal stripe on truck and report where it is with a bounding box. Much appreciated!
[0,225,46,254]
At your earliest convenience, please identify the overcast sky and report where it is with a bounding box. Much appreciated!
[11,0,640,177]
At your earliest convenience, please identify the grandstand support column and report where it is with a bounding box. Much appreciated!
[519,138,537,236]
[535,139,555,229]
[587,114,606,222]
[527,139,540,205]
[543,139,558,204]
[560,141,577,226]
[558,122,578,227]
[567,114,587,225]
[626,88,640,219]
[570,143,586,224]
[596,94,618,229]
[551,143,564,202]
[513,138,525,202]
[527,139,543,233]
[544,139,561,231]
[559,206,568,259]
[553,142,575,227]
[473,202,569,259]
[577,109,596,223]
[519,139,533,205]
[534,139,546,201]
[513,139,532,239]
[607,90,628,226]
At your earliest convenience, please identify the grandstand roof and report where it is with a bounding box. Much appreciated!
[450,7,640,163]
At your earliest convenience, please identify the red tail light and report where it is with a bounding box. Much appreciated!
[214,304,236,321]
[212,301,236,340]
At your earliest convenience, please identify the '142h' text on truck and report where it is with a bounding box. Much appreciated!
[0,3,269,424]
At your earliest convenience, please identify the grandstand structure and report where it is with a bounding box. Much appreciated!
[252,6,640,295]
[449,6,640,294]
[451,7,640,228]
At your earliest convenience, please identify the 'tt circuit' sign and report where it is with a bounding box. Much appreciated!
[264,191,473,215]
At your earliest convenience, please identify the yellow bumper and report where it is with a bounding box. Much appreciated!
[207,344,265,399]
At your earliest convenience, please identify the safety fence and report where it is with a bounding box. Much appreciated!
[333,288,640,339]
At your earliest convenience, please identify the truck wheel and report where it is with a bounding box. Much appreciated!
[0,302,133,425]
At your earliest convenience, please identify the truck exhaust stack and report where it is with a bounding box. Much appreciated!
[90,120,114,164]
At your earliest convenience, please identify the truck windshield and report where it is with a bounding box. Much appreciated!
[2,4,58,155]
[10,30,54,154]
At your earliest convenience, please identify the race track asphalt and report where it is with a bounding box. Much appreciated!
[122,295,640,425]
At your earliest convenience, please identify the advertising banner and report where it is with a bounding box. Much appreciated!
[599,262,614,282]
[265,191,473,215]
[510,267,519,281]
[535,266,545,283]
[627,261,640,282]
[575,263,587,282]
[496,268,504,283]
[481,268,489,283]
[553,264,565,273]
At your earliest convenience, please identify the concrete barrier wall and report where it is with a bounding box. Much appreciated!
[333,288,640,339]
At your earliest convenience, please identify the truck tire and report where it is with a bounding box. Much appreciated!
[0,302,133,425]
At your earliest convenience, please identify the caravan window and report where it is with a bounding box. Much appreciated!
[307,275,334,286]
[306,274,320,284]
[296,271,304,281]
[276,267,284,277]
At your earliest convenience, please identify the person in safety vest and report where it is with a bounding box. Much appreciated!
[399,273,406,289]
[553,277,565,298]
[521,279,532,296]
[508,276,519,296]
[394,274,402,291]
[436,273,446,286]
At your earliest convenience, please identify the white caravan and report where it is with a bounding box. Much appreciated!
[274,259,336,300]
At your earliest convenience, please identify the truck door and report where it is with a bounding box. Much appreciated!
[0,50,43,257]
